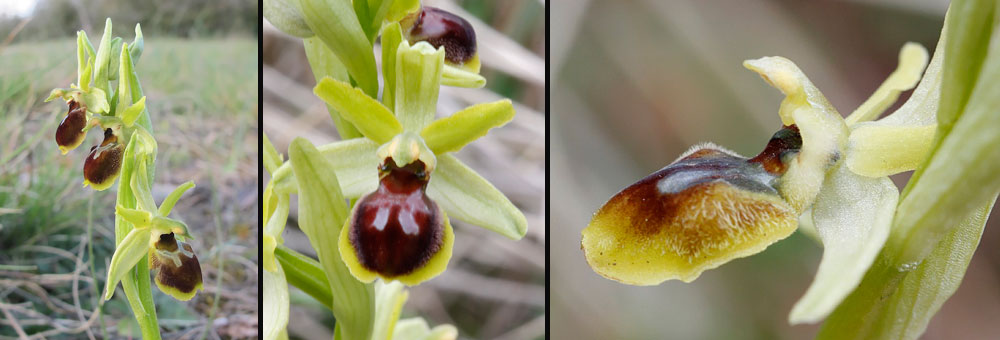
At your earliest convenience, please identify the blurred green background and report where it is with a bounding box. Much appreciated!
[263,0,544,339]
[551,0,1000,339]
[0,0,258,338]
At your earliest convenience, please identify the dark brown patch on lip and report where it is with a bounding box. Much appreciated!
[83,128,124,188]
[151,236,203,296]
[403,6,477,64]
[749,125,802,175]
[350,158,443,277]
[55,101,87,150]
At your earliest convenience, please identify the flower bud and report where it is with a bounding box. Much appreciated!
[401,6,478,68]
[582,142,798,285]
[149,232,203,301]
[55,100,87,154]
[341,158,453,285]
[83,127,124,191]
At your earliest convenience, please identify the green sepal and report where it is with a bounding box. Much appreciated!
[108,37,124,81]
[442,64,487,88]
[93,18,114,94]
[421,99,514,154]
[103,227,153,300]
[158,180,195,217]
[427,154,527,239]
[121,96,146,127]
[130,160,158,214]
[288,137,375,340]
[789,163,898,324]
[314,77,402,144]
[381,23,404,109]
[82,87,110,114]
[115,43,136,117]
[263,191,290,272]
[263,260,290,340]
[76,32,92,91]
[303,37,361,139]
[395,41,445,131]
[116,206,153,228]
[295,0,379,97]
[264,0,314,38]
[270,138,380,199]
[130,24,144,61]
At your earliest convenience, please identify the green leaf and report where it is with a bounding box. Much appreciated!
[890,10,1000,265]
[263,261,290,340]
[372,281,408,340]
[263,132,283,175]
[937,0,995,132]
[421,99,514,154]
[817,198,995,339]
[314,77,402,144]
[428,154,527,239]
[158,181,195,217]
[289,137,375,340]
[303,37,362,139]
[275,245,333,311]
[381,23,404,109]
[264,0,315,38]
[93,18,113,94]
[103,228,152,300]
[788,163,898,324]
[394,41,445,131]
[295,0,379,97]
[442,64,487,88]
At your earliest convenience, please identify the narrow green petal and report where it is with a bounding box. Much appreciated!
[116,206,153,228]
[295,0,378,96]
[845,43,928,125]
[158,181,195,217]
[263,261,290,340]
[744,57,848,212]
[395,41,445,131]
[303,36,361,139]
[103,228,152,300]
[263,0,315,38]
[817,198,995,340]
[263,192,289,272]
[121,96,146,127]
[288,137,375,340]
[381,23,404,109]
[789,163,898,324]
[421,99,514,154]
[77,32,90,90]
[442,64,486,88]
[371,281,409,340]
[271,138,379,199]
[314,77,402,144]
[427,154,527,239]
[846,124,936,177]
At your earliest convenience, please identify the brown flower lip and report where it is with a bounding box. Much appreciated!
[349,159,444,277]
[403,6,477,64]
[150,232,203,301]
[83,128,124,191]
[55,100,87,153]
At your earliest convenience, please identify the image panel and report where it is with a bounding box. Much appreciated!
[550,1,1000,339]
[262,0,545,339]
[0,0,259,338]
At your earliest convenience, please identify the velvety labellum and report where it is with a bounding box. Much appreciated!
[56,100,87,153]
[402,6,477,64]
[350,159,444,277]
[582,128,803,285]
[83,128,124,191]
[149,232,203,301]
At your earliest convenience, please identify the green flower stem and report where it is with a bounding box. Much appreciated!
[276,245,333,311]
